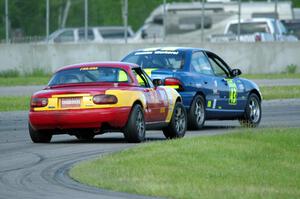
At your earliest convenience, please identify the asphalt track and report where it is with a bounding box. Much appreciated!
[0,99,299,199]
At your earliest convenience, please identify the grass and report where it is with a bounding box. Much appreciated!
[0,74,299,86]
[242,73,300,79]
[260,85,300,100]
[0,96,30,111]
[0,76,50,86]
[70,128,300,199]
[0,68,51,86]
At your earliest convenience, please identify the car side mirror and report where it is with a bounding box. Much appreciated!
[152,79,163,87]
[231,68,242,77]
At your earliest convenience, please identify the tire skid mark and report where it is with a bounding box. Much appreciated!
[0,152,44,173]
[47,148,159,199]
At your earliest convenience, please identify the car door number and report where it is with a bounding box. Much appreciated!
[226,79,237,105]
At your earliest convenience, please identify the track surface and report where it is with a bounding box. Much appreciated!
[0,99,299,199]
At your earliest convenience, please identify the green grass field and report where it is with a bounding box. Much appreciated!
[260,85,300,100]
[70,128,300,199]
[241,73,300,79]
[0,73,298,87]
[0,77,50,86]
[0,96,30,111]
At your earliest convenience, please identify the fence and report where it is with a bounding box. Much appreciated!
[0,0,295,43]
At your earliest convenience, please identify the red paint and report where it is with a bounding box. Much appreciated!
[29,107,131,130]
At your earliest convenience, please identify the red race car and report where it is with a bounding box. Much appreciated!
[29,62,187,143]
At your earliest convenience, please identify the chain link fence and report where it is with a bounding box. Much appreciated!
[0,0,298,44]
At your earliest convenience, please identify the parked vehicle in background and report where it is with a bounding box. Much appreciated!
[281,19,300,39]
[122,47,262,130]
[210,18,298,42]
[46,26,135,43]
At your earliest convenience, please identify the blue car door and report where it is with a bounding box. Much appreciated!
[188,51,215,107]
[205,51,247,115]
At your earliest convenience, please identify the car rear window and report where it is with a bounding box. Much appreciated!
[123,51,185,69]
[48,67,130,86]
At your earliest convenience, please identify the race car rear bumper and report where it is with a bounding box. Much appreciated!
[29,107,131,130]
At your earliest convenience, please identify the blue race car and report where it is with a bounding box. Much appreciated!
[122,47,262,129]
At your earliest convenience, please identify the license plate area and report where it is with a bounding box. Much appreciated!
[60,97,81,108]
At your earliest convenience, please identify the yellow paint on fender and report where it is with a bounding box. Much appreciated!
[163,87,181,123]
[33,90,146,112]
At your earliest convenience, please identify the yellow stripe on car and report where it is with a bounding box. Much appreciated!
[34,90,146,111]
[164,87,181,122]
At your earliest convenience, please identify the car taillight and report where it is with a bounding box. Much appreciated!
[255,34,262,42]
[31,98,48,108]
[164,78,184,91]
[93,94,118,104]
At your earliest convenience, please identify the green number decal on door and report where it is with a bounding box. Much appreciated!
[226,79,237,105]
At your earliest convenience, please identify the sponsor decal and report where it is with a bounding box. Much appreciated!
[135,51,152,55]
[213,80,218,95]
[154,51,179,55]
[212,99,217,109]
[207,100,212,108]
[80,67,97,71]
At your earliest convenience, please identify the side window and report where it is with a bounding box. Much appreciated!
[132,68,153,88]
[54,30,74,42]
[207,53,230,77]
[78,29,95,41]
[190,51,214,75]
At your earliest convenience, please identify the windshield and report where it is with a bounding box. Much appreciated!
[123,51,185,69]
[48,67,130,86]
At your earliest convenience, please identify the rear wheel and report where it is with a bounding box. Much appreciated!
[239,93,262,128]
[163,102,187,139]
[28,123,52,143]
[188,95,206,130]
[124,104,145,143]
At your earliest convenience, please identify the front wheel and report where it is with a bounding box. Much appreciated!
[28,123,52,143]
[163,102,187,139]
[188,95,206,130]
[239,93,262,128]
[124,104,145,143]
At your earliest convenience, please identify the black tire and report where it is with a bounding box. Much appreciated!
[163,102,187,139]
[124,104,145,143]
[239,93,262,128]
[28,123,52,143]
[75,132,95,141]
[188,95,206,130]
